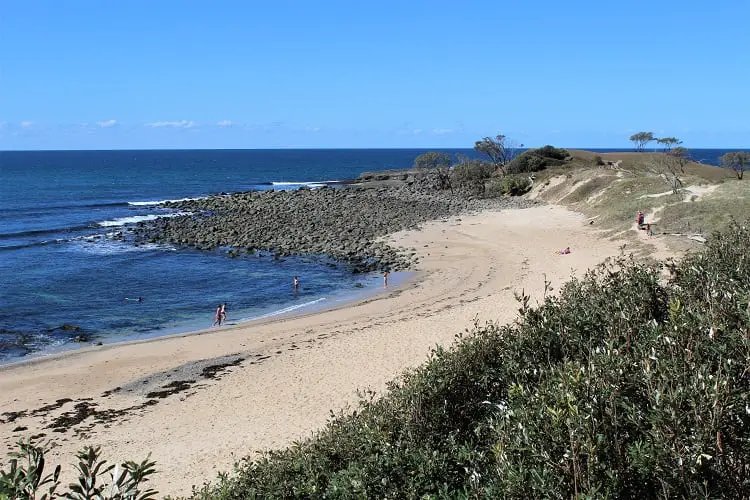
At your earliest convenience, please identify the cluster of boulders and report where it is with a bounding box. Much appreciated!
[132,179,538,272]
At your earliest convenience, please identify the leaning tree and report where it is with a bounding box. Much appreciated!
[629,132,655,152]
[413,151,453,191]
[720,151,749,180]
[473,134,523,175]
[656,137,682,151]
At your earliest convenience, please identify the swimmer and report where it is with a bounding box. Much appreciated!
[293,276,300,291]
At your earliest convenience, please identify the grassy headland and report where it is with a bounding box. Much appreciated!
[3,145,750,499]
[183,148,750,498]
[190,217,750,499]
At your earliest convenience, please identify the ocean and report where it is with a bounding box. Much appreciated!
[0,148,737,362]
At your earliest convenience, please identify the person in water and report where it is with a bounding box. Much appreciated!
[293,276,300,291]
[383,270,390,287]
[212,305,223,327]
[220,303,227,323]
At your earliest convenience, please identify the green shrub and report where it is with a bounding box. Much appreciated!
[451,159,494,195]
[0,441,157,500]
[193,222,750,499]
[486,175,532,197]
[507,145,569,174]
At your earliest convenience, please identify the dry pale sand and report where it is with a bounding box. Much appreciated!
[0,205,665,496]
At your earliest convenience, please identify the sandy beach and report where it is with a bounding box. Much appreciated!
[0,205,657,496]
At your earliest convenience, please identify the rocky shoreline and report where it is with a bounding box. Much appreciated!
[133,174,539,272]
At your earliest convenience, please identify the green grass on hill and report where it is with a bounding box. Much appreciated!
[527,150,749,249]
[657,181,750,235]
[565,150,734,183]
[190,222,750,499]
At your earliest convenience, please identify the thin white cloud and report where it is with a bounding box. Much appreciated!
[21,121,34,128]
[146,120,196,128]
[305,126,321,132]
[98,119,117,128]
[217,120,236,127]
[413,128,423,134]
[432,128,453,135]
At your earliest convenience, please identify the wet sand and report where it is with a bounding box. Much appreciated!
[0,205,662,496]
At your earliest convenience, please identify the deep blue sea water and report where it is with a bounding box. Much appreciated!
[0,148,738,362]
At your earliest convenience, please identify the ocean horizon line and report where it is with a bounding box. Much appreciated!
[2,146,748,153]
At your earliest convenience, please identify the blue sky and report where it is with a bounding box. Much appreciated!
[1,0,748,150]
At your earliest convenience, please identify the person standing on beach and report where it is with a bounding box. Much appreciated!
[212,305,223,327]
[220,303,227,323]
[383,270,390,287]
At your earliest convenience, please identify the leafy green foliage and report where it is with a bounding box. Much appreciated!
[473,135,523,175]
[654,147,690,194]
[629,132,655,152]
[486,175,532,197]
[192,221,750,499]
[450,159,494,196]
[413,152,453,192]
[0,442,157,500]
[507,145,569,174]
[0,441,60,500]
[413,152,451,171]
[656,137,682,151]
[720,151,749,180]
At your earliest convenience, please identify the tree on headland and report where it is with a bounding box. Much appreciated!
[720,151,749,180]
[667,146,690,174]
[451,155,494,195]
[414,151,451,171]
[473,135,524,175]
[656,137,682,151]
[413,151,453,192]
[654,146,690,194]
[629,132,655,152]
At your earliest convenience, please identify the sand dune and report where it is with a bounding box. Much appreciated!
[0,205,659,496]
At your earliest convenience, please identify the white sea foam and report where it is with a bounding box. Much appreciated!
[270,181,327,189]
[98,212,186,227]
[251,297,327,320]
[128,197,204,206]
[69,238,171,255]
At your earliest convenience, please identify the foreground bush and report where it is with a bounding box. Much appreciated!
[507,145,569,174]
[191,222,750,498]
[486,175,533,197]
[0,441,157,500]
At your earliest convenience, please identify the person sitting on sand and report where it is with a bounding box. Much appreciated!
[212,305,223,327]
[557,247,571,255]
